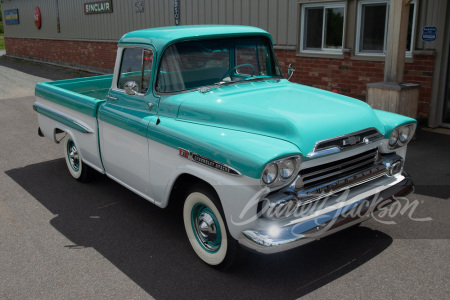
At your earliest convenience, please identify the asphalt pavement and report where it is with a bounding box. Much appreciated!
[0,55,449,299]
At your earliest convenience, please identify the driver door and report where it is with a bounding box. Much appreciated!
[98,47,156,199]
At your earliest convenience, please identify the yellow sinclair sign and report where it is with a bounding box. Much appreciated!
[5,9,20,25]
[84,0,113,14]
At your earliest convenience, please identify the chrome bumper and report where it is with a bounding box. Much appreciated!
[238,172,414,254]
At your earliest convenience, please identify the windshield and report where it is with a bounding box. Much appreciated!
[156,37,283,93]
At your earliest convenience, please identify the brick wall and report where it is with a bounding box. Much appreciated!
[4,37,433,119]
[4,37,117,71]
[275,50,434,119]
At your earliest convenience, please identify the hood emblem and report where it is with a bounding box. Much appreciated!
[307,128,384,158]
[342,136,361,146]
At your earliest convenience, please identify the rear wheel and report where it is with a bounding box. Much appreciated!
[64,136,92,182]
[183,184,241,270]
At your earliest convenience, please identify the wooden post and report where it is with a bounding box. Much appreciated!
[367,0,420,119]
[384,0,412,83]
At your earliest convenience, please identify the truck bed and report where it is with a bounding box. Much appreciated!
[35,74,113,174]
[35,74,112,117]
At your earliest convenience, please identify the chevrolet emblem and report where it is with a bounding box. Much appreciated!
[342,136,361,146]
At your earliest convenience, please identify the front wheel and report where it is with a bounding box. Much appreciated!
[64,136,92,182]
[183,185,241,270]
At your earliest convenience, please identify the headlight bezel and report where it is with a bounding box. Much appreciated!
[261,163,278,185]
[398,125,412,144]
[387,123,416,150]
[260,155,301,189]
[389,128,399,148]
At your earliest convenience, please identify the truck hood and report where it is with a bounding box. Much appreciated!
[176,80,386,156]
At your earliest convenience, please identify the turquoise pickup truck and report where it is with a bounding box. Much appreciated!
[34,25,415,269]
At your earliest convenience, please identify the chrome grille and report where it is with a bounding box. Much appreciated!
[300,148,380,190]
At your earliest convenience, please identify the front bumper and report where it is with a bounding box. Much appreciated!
[238,172,414,254]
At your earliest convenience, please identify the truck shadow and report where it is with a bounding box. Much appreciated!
[6,159,393,299]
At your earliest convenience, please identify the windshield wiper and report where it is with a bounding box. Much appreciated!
[198,77,281,93]
[198,81,237,93]
[244,75,274,81]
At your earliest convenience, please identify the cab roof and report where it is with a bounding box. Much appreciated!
[118,25,272,51]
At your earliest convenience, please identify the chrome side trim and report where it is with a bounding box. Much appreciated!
[178,148,242,176]
[307,127,384,158]
[33,103,94,134]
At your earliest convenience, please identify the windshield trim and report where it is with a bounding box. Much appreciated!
[154,36,284,96]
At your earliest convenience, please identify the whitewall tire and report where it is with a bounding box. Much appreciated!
[183,185,241,269]
[63,136,92,182]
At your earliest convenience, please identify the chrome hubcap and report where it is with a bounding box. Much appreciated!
[67,141,80,171]
[191,204,222,253]
[198,213,217,242]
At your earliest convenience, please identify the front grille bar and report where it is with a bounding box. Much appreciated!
[300,148,379,189]
[303,158,377,186]
[302,151,377,179]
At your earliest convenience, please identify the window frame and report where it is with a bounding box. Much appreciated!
[355,0,417,57]
[115,46,155,96]
[299,2,347,55]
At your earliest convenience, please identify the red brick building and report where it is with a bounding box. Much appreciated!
[2,0,449,127]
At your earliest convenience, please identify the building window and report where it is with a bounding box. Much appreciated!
[356,0,416,56]
[300,2,346,54]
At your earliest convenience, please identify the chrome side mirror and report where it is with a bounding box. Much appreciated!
[287,64,295,81]
[124,81,138,95]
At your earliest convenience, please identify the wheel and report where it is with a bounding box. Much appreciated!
[64,136,92,182]
[183,184,241,270]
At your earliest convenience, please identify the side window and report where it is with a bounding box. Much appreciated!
[235,38,273,76]
[118,48,154,94]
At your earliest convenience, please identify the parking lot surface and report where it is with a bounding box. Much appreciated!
[0,56,449,299]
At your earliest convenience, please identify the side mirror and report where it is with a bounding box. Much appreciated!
[287,64,295,81]
[124,81,139,95]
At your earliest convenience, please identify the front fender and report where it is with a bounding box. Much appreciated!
[147,117,302,179]
[374,109,417,137]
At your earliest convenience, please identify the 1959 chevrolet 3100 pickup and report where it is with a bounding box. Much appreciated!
[34,25,415,269]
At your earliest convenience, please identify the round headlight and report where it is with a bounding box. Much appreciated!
[399,126,411,144]
[389,129,399,148]
[280,158,296,179]
[262,163,278,185]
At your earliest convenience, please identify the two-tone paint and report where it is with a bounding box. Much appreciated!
[34,25,416,249]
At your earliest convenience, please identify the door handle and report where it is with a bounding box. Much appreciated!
[106,95,118,101]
